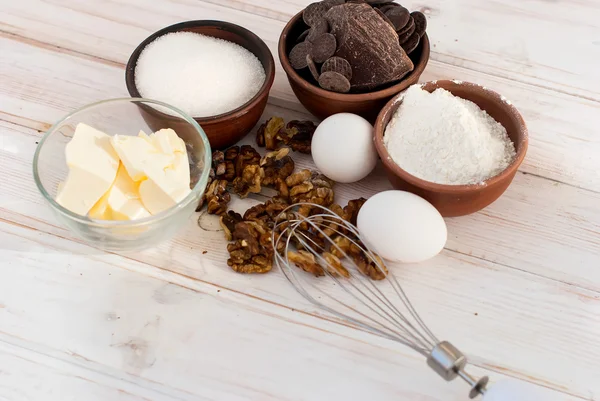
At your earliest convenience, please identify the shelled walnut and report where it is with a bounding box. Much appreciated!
[260,148,295,186]
[227,221,274,274]
[232,164,264,198]
[287,250,325,277]
[235,145,261,176]
[212,150,236,182]
[256,117,316,154]
[256,116,286,150]
[219,211,243,241]
[286,169,335,210]
[285,120,317,154]
[243,198,289,229]
[205,180,231,215]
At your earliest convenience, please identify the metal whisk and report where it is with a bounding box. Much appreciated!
[272,203,489,399]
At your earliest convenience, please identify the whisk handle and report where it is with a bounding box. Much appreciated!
[427,341,489,398]
[482,379,553,400]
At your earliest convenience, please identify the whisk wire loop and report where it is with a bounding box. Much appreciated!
[272,203,488,398]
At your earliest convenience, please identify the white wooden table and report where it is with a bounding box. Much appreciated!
[1,1,599,400]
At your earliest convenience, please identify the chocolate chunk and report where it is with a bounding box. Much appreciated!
[303,0,347,30]
[366,0,392,4]
[323,0,346,7]
[401,31,420,55]
[374,8,395,29]
[384,6,410,31]
[306,54,320,81]
[306,18,329,42]
[396,16,415,37]
[321,56,352,80]
[318,71,351,93]
[325,3,413,89]
[289,41,313,69]
[304,2,327,26]
[310,32,337,63]
[398,18,416,43]
[297,29,310,43]
[411,11,427,37]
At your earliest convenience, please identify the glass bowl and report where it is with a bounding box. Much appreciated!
[33,98,212,252]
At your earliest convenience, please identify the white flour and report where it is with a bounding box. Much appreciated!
[384,85,516,185]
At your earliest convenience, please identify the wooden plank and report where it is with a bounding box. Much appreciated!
[1,120,599,398]
[0,220,587,400]
[1,6,600,192]
[0,345,159,401]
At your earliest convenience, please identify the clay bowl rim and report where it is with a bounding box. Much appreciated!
[278,10,430,101]
[374,80,529,194]
[126,20,276,124]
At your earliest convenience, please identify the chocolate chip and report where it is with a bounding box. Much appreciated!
[411,11,427,37]
[307,54,320,81]
[321,56,352,81]
[397,16,415,37]
[384,6,410,31]
[297,29,310,43]
[289,41,313,69]
[374,8,395,29]
[318,71,351,93]
[310,33,337,63]
[401,31,420,55]
[303,2,327,26]
[306,18,329,42]
[379,3,401,13]
[398,22,416,45]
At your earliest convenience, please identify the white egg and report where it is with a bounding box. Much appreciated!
[311,113,378,183]
[357,191,447,263]
[483,380,552,401]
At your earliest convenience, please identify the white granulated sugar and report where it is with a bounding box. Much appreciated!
[135,32,266,118]
[384,85,516,185]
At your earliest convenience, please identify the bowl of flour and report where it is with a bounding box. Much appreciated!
[126,21,275,150]
[374,80,528,217]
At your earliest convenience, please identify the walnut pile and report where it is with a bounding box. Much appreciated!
[196,120,384,280]
[256,117,317,154]
[227,221,274,274]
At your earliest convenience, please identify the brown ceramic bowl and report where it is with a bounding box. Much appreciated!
[126,20,275,150]
[374,80,528,217]
[278,10,430,122]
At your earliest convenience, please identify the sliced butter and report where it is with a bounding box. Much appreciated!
[110,134,173,182]
[150,128,186,155]
[139,152,191,215]
[89,163,151,220]
[56,123,119,215]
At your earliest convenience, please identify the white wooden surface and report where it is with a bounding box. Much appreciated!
[1,1,599,400]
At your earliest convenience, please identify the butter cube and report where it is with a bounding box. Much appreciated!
[150,128,187,155]
[139,152,191,215]
[89,164,151,220]
[56,123,119,215]
[110,135,172,182]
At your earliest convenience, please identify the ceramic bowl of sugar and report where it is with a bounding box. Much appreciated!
[374,80,528,217]
[126,20,275,150]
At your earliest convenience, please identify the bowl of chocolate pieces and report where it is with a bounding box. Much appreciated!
[279,0,430,121]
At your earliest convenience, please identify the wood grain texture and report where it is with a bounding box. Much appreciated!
[0,0,599,400]
[1,119,599,398]
[0,221,587,401]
